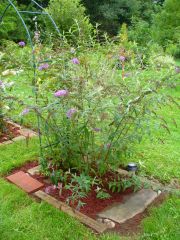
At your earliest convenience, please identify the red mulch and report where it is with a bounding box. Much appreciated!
[7,161,166,236]
[0,122,21,143]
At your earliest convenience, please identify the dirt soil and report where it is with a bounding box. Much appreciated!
[0,122,21,143]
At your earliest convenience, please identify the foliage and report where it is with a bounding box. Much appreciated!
[128,17,151,46]
[65,173,93,210]
[151,0,180,57]
[82,0,163,35]
[0,40,31,69]
[0,1,25,41]
[22,34,177,177]
[0,78,14,136]
[46,0,93,44]
[108,175,142,193]
[0,0,40,42]
[96,190,111,200]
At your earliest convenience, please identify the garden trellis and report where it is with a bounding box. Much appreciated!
[0,0,60,161]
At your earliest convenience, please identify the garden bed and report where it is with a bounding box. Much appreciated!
[0,121,21,143]
[9,161,133,218]
[6,160,164,235]
[0,120,37,145]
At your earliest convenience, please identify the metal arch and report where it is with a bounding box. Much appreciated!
[32,0,61,35]
[0,0,61,161]
[0,0,16,23]
[0,0,60,36]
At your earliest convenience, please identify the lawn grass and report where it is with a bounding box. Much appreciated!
[122,86,180,182]
[0,138,39,176]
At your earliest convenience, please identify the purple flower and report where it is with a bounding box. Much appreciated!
[119,56,125,62]
[45,185,55,194]
[54,89,68,97]
[93,128,101,132]
[38,63,49,71]
[21,108,30,116]
[66,108,77,119]
[18,41,25,47]
[71,58,80,64]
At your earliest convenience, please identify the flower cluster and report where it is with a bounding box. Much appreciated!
[119,55,125,62]
[54,89,68,97]
[38,63,49,71]
[18,41,25,47]
[66,108,77,119]
[72,58,80,64]
[21,108,30,116]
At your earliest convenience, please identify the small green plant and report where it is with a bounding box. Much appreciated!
[65,173,92,210]
[109,175,144,193]
[50,169,68,186]
[108,176,122,193]
[96,190,111,200]
[131,175,143,192]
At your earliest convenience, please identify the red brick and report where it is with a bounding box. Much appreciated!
[6,171,44,193]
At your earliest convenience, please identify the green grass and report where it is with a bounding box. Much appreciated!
[0,138,39,176]
[138,196,180,240]
[123,87,180,182]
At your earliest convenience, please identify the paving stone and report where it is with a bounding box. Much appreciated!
[34,190,108,233]
[19,128,37,137]
[0,140,13,146]
[97,189,158,224]
[103,219,116,228]
[6,171,44,193]
[6,120,22,129]
[27,165,41,175]
[116,168,129,176]
[12,135,26,142]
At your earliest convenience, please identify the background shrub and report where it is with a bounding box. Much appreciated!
[46,0,93,44]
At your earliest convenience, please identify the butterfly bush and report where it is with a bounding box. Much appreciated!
[32,42,177,176]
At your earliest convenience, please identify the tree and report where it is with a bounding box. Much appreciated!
[47,0,92,43]
[152,0,180,56]
[82,0,163,35]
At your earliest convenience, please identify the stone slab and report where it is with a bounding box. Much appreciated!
[6,171,44,193]
[34,190,108,233]
[0,140,13,146]
[12,136,26,142]
[116,168,129,176]
[6,120,22,129]
[97,189,158,224]
[19,128,37,138]
[27,165,41,175]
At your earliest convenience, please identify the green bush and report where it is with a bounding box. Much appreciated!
[151,0,180,57]
[128,17,151,46]
[24,39,178,176]
[46,0,93,44]
[0,1,23,41]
